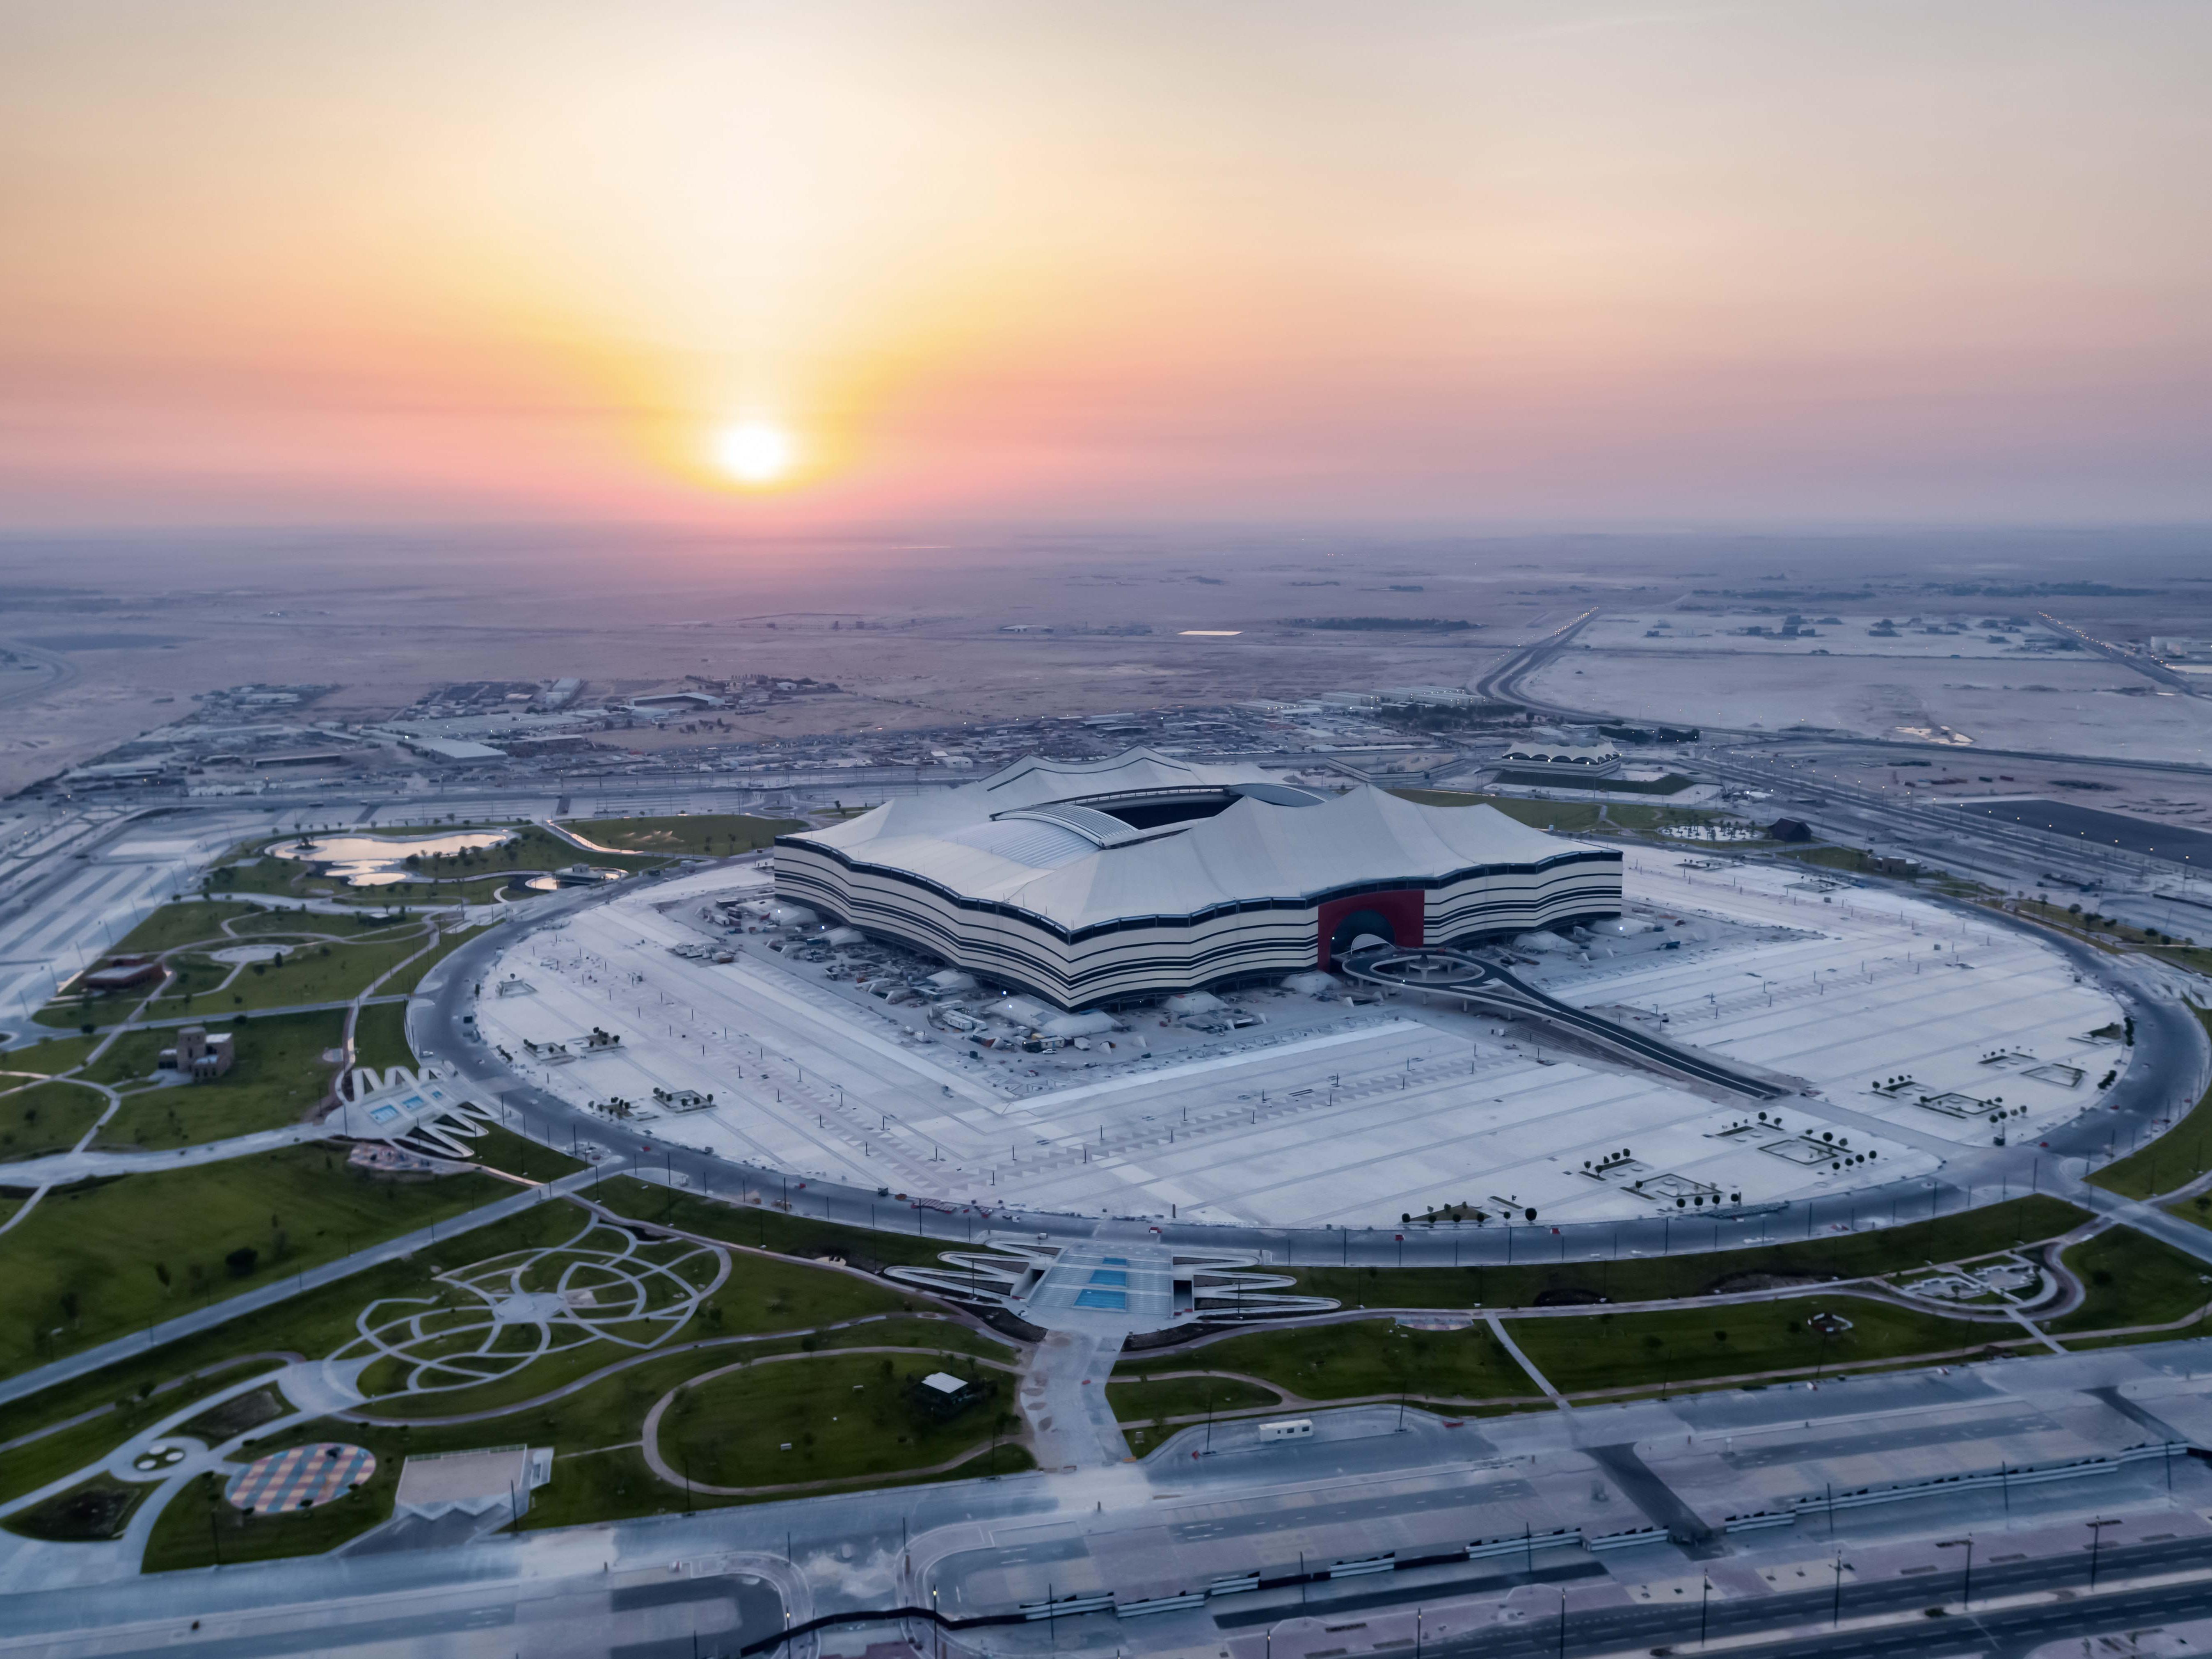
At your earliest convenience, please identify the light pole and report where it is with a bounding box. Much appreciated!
[1936,1538,1972,1611]
[2088,1518,2117,1590]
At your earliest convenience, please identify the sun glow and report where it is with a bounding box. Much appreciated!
[715,422,796,487]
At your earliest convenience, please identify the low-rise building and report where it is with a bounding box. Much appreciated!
[167,1024,236,1080]
[1496,741,1624,779]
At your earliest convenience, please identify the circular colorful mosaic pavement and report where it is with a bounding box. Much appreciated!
[225,1443,376,1514]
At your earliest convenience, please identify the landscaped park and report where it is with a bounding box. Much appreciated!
[5,814,2212,1579]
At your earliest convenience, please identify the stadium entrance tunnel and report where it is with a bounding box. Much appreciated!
[1319,890,1425,968]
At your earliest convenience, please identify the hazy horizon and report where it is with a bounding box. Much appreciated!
[8,1,2211,533]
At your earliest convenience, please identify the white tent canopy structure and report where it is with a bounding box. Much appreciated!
[773,748,1621,1007]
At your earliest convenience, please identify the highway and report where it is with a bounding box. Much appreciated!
[14,1348,2212,1659]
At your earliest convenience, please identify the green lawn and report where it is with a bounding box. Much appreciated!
[1287,1195,2088,1311]
[1388,790,1717,833]
[112,902,260,955]
[40,929,441,1030]
[379,923,500,997]
[1506,1300,2005,1396]
[1122,1320,1539,1404]
[2,1473,158,1542]
[189,936,434,1015]
[0,1142,524,1380]
[1106,1374,1281,1425]
[0,1204,596,1447]
[2047,1226,2212,1336]
[349,1002,414,1072]
[0,1036,100,1077]
[556,814,802,858]
[455,1123,590,1183]
[2089,1008,2212,1200]
[226,911,396,940]
[93,1011,345,1149]
[149,1326,1021,1566]
[0,1079,108,1161]
[588,1175,953,1269]
[0,1358,284,1505]
[352,1231,915,1424]
[675,1350,1014,1488]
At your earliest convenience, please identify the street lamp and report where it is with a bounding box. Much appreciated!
[2087,1518,2117,1590]
[1936,1537,1972,1611]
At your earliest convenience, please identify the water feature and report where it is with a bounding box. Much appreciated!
[275,829,515,886]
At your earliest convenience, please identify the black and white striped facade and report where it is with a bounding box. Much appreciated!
[772,749,1621,1009]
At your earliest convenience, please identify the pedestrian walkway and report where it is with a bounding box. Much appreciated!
[0,1162,616,1408]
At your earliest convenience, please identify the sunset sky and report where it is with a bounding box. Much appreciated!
[5,0,2208,528]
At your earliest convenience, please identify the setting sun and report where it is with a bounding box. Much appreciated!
[714,422,796,487]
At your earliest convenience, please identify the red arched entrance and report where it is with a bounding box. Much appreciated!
[1317,890,1425,968]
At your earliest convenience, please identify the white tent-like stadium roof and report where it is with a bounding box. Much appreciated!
[785,748,1596,932]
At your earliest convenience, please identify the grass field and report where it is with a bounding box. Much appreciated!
[2046,1226,2212,1336]
[39,923,448,1030]
[1106,1374,1281,1425]
[2089,1009,2212,1200]
[2,1473,156,1542]
[557,814,802,858]
[1285,1195,2087,1311]
[465,1123,589,1182]
[0,1202,604,1449]
[0,1079,108,1161]
[1122,1319,1539,1403]
[0,1358,284,1506]
[588,1175,953,1269]
[146,1323,1020,1566]
[1388,790,1720,834]
[676,1350,1014,1487]
[378,923,499,997]
[92,1011,345,1150]
[350,1220,915,1424]
[178,936,430,1016]
[111,902,261,955]
[0,1036,99,1077]
[0,1142,524,1380]
[1506,1299,2004,1395]
[349,1002,414,1071]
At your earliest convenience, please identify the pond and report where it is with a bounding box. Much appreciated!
[274,830,515,886]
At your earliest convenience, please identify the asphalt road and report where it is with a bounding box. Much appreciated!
[1944,797,2212,866]
[1427,1535,2212,1659]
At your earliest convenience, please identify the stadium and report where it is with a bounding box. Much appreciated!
[771,748,1623,1007]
